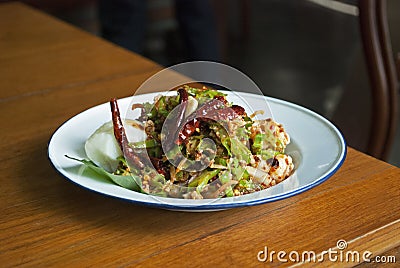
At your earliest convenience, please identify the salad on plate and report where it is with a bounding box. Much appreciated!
[68,86,294,199]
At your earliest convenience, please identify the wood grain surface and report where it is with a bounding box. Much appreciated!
[0,3,399,267]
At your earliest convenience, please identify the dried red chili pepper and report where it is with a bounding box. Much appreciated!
[176,99,246,144]
[110,98,148,169]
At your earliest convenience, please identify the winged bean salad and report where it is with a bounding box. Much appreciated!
[71,86,294,199]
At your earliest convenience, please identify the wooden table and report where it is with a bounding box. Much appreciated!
[1,3,399,267]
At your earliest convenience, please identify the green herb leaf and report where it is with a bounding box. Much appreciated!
[65,155,143,192]
[129,139,159,149]
[188,169,220,188]
[184,85,226,104]
[230,138,251,164]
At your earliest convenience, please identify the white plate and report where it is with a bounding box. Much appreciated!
[48,91,346,212]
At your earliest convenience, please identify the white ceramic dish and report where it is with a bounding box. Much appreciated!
[48,91,346,212]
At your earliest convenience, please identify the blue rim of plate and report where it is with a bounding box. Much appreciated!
[48,92,347,211]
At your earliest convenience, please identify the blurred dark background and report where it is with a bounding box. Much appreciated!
[6,0,400,166]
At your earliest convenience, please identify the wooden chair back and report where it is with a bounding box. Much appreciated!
[358,0,399,160]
